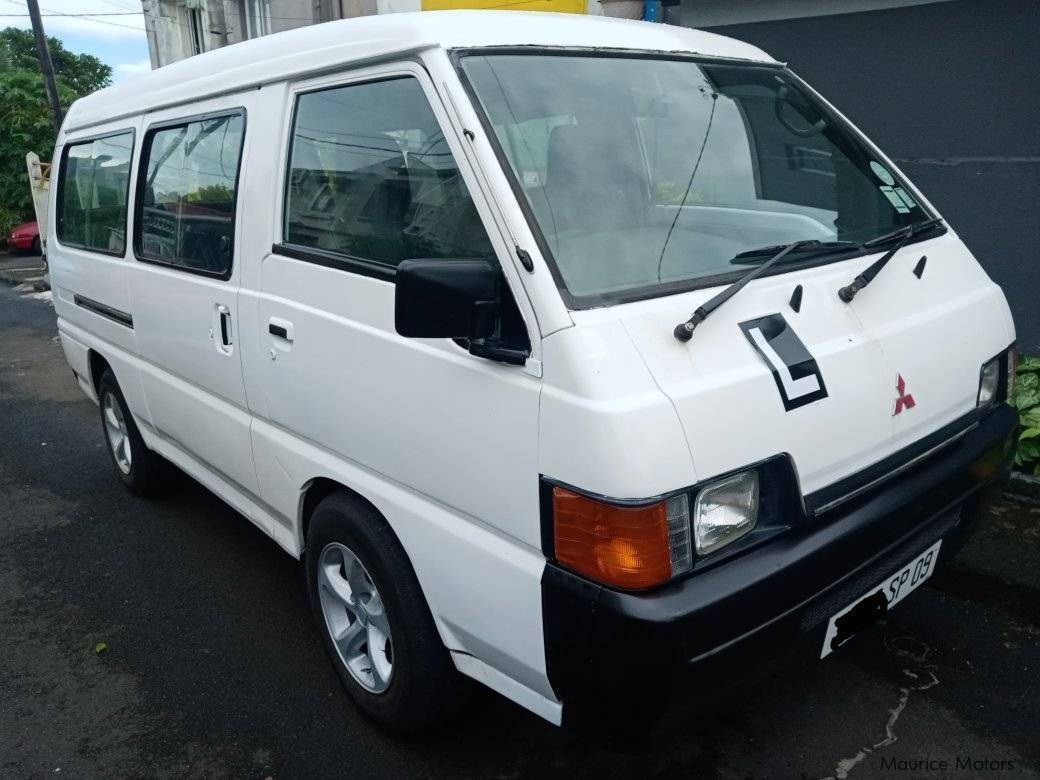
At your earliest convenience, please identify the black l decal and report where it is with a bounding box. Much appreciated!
[740,313,828,411]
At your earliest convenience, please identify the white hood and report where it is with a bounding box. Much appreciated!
[572,231,1014,496]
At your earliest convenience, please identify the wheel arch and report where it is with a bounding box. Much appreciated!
[87,349,111,395]
[295,473,471,667]
[299,476,396,557]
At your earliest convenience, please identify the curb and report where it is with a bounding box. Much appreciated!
[0,270,43,287]
[1006,471,1040,504]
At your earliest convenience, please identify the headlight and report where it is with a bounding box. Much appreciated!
[978,356,1001,407]
[693,470,759,555]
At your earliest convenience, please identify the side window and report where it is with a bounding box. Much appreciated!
[136,113,244,278]
[283,77,494,270]
[57,131,134,255]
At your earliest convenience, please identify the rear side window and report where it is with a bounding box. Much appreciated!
[57,131,134,255]
[283,77,493,271]
[136,112,245,278]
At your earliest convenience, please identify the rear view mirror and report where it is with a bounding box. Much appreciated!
[395,259,498,340]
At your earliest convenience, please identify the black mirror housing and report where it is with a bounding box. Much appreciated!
[395,259,498,339]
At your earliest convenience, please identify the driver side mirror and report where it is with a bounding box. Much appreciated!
[394,259,529,366]
[395,259,498,340]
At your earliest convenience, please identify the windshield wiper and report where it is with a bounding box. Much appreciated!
[674,239,818,342]
[732,239,858,263]
[860,217,944,249]
[838,217,943,303]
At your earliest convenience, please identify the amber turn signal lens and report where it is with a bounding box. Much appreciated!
[552,487,674,589]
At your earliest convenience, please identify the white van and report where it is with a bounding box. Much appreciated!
[50,11,1017,733]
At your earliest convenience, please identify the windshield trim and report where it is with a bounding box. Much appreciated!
[450,46,942,311]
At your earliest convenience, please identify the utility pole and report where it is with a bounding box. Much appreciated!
[25,0,63,135]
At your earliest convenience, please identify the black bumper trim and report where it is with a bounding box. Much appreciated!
[809,420,978,515]
[541,404,1016,720]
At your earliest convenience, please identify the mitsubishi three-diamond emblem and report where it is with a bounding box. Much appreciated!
[893,374,916,416]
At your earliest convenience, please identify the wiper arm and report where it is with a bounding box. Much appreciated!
[838,217,943,303]
[860,217,943,249]
[674,240,816,342]
[732,239,858,263]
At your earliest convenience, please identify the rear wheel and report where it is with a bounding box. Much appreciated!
[306,491,467,734]
[97,369,168,496]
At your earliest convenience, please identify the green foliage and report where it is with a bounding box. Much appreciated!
[0,27,113,242]
[1012,356,1040,475]
[0,28,111,96]
[187,184,234,204]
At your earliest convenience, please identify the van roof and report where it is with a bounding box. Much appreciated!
[63,10,775,134]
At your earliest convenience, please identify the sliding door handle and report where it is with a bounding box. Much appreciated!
[217,304,233,346]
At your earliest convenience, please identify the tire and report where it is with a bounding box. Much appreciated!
[97,368,168,496]
[30,236,40,255]
[306,491,467,734]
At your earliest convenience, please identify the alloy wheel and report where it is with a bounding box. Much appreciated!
[317,542,394,694]
[102,392,133,475]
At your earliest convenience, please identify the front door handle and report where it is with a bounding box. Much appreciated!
[268,317,294,343]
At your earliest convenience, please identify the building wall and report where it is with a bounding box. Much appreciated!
[142,0,215,67]
[145,0,596,64]
[143,0,316,67]
[269,0,317,34]
[705,0,1040,352]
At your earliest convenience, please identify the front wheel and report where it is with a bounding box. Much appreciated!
[306,491,467,734]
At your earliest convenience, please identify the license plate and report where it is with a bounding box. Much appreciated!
[820,539,942,658]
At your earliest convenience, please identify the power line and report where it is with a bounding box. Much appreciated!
[0,11,144,16]
[1,0,144,29]
[97,0,142,11]
[44,13,143,30]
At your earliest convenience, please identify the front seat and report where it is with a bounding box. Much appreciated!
[542,121,646,234]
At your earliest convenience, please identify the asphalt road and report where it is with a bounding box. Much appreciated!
[1,281,1038,779]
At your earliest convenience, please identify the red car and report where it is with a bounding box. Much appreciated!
[7,220,40,253]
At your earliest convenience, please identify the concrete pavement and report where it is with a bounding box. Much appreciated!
[0,251,47,291]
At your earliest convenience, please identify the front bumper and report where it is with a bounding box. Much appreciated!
[541,403,1017,725]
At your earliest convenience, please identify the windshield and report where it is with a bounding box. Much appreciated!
[459,52,935,306]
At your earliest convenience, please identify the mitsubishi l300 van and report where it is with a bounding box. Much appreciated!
[48,11,1017,733]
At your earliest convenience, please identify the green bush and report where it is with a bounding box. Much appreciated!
[1012,356,1040,475]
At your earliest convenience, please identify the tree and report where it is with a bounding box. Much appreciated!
[0,27,113,241]
[0,28,111,95]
